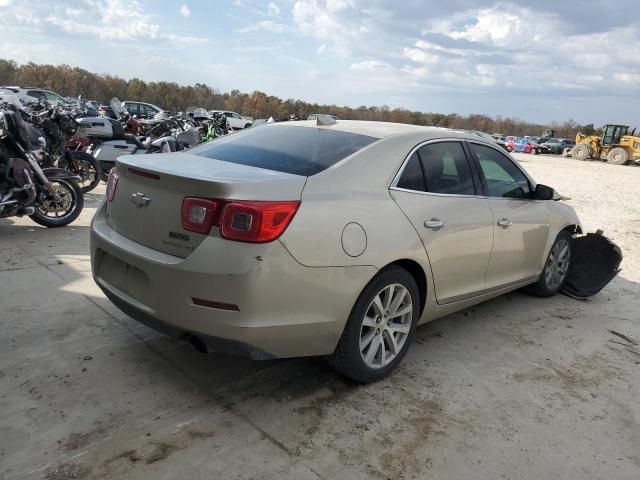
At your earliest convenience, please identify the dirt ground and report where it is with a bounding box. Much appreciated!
[1,153,639,480]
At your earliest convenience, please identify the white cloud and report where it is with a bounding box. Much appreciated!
[349,60,389,71]
[292,0,371,56]
[1,0,208,43]
[180,5,191,18]
[42,0,161,41]
[267,2,280,17]
[236,19,291,33]
[0,0,13,6]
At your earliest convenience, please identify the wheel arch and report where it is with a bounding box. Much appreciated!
[383,259,427,317]
[562,223,582,236]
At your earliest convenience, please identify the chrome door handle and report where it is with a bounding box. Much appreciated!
[424,218,445,230]
[497,218,512,227]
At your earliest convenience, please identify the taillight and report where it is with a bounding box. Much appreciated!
[106,169,119,201]
[220,201,299,243]
[181,197,219,234]
[180,197,299,243]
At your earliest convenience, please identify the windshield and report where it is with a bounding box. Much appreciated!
[191,124,377,176]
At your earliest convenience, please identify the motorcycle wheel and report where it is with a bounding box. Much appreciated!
[68,151,101,193]
[30,179,84,228]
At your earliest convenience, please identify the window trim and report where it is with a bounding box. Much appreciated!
[465,139,538,201]
[390,138,486,199]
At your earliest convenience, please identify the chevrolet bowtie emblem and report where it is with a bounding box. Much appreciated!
[130,192,151,208]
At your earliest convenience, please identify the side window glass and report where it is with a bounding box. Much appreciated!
[417,142,475,195]
[470,143,531,199]
[396,153,425,192]
[27,90,45,99]
[224,112,233,118]
[45,91,61,103]
[233,113,242,119]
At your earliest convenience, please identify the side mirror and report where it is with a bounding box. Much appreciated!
[534,183,554,200]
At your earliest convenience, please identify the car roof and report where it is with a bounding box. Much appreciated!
[269,119,473,140]
[1,86,55,92]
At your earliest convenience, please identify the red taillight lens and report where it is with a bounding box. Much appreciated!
[220,201,300,243]
[181,197,219,234]
[106,168,119,201]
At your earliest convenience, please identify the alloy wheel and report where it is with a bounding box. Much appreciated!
[359,284,413,369]
[544,238,570,290]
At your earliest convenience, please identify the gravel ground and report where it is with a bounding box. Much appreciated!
[0,153,639,480]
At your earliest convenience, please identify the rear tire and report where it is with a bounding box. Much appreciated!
[327,266,419,383]
[607,147,629,165]
[531,148,538,155]
[572,144,590,161]
[69,151,100,193]
[523,231,572,297]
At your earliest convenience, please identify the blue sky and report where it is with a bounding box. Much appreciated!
[1,0,639,125]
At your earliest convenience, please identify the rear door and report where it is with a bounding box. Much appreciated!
[390,140,494,304]
[467,142,550,289]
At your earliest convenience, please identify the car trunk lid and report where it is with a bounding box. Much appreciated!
[106,153,307,258]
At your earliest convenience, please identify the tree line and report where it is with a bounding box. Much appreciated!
[0,58,598,138]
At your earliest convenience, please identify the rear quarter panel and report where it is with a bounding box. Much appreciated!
[279,134,439,324]
[280,134,430,269]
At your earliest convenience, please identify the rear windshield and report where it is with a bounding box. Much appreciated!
[191,124,377,176]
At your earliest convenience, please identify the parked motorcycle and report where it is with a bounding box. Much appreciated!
[84,98,200,179]
[29,106,101,193]
[0,104,84,228]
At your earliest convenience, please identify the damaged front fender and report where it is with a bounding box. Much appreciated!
[562,231,623,299]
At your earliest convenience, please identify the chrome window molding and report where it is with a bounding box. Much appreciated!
[389,137,488,199]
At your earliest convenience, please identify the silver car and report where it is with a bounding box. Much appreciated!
[91,120,581,383]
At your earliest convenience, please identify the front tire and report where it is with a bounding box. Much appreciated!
[524,231,572,297]
[30,179,84,228]
[572,144,590,161]
[328,266,419,383]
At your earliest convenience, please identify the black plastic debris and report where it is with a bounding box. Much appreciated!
[562,230,622,299]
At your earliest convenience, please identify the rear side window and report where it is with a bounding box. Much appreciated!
[417,142,475,195]
[396,153,426,191]
[192,125,377,176]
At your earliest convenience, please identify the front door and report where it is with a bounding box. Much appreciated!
[467,142,550,289]
[390,141,494,304]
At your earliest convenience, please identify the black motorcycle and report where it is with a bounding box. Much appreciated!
[28,106,100,193]
[0,105,84,228]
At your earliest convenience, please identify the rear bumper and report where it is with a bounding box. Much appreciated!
[90,202,376,358]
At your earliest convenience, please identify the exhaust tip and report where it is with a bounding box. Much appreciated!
[184,334,207,354]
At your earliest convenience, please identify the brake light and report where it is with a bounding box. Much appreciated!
[106,169,119,201]
[181,197,219,234]
[180,197,299,242]
[220,201,300,243]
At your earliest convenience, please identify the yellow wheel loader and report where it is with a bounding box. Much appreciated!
[568,125,640,165]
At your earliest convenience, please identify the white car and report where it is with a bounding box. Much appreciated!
[0,86,65,106]
[209,110,253,130]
